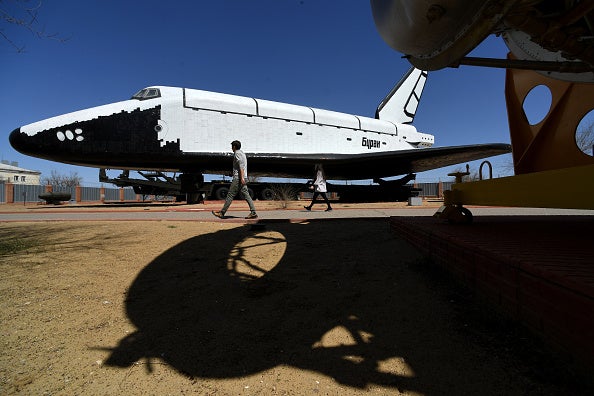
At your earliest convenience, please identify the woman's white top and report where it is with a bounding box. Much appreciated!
[314,170,327,193]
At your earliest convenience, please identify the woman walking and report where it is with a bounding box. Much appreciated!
[304,164,332,212]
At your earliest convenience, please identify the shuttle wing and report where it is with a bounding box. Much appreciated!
[245,143,511,179]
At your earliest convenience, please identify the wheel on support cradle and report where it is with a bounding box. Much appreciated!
[447,206,473,224]
[214,187,229,200]
[460,207,473,223]
[259,187,275,201]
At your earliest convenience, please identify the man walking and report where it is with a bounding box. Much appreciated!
[212,140,258,219]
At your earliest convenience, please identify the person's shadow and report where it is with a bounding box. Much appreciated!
[98,219,477,393]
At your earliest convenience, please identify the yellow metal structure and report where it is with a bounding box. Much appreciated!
[444,164,594,209]
[505,60,594,174]
[436,61,594,222]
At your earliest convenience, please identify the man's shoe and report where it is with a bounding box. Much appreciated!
[325,207,333,212]
[304,206,311,211]
[245,212,258,219]
[212,210,225,219]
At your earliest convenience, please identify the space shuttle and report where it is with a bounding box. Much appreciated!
[9,67,509,194]
[370,0,594,81]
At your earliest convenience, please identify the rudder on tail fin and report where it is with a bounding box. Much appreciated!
[375,67,428,124]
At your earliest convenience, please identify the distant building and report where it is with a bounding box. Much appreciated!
[0,161,41,185]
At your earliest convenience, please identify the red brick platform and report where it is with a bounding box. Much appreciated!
[389,215,594,372]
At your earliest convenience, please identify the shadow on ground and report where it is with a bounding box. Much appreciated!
[101,218,586,395]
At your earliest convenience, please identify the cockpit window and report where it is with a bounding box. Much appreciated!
[131,88,161,100]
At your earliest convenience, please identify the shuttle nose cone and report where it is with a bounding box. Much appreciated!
[9,127,24,152]
[9,127,37,157]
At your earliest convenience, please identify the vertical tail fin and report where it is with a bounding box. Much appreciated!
[375,67,428,124]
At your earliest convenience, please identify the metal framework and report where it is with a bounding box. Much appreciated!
[436,58,594,222]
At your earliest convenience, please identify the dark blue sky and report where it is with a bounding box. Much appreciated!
[2,0,515,184]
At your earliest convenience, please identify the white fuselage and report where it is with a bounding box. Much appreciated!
[12,83,438,181]
[160,86,434,154]
[20,86,433,155]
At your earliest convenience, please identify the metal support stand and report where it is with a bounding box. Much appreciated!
[434,55,594,222]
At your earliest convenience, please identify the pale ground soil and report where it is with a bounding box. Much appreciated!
[1,202,592,395]
[0,199,445,212]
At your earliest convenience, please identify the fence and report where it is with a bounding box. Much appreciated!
[0,183,141,204]
[1,181,453,204]
[415,181,453,198]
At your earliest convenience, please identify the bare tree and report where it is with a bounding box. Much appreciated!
[41,170,82,188]
[1,0,68,52]
[499,154,516,176]
[576,117,594,156]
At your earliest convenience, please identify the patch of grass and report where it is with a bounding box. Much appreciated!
[270,184,302,209]
[0,238,36,255]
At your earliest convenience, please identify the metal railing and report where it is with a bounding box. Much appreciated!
[1,182,453,204]
[0,184,138,204]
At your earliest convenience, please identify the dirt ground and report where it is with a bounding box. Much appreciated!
[0,211,592,395]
